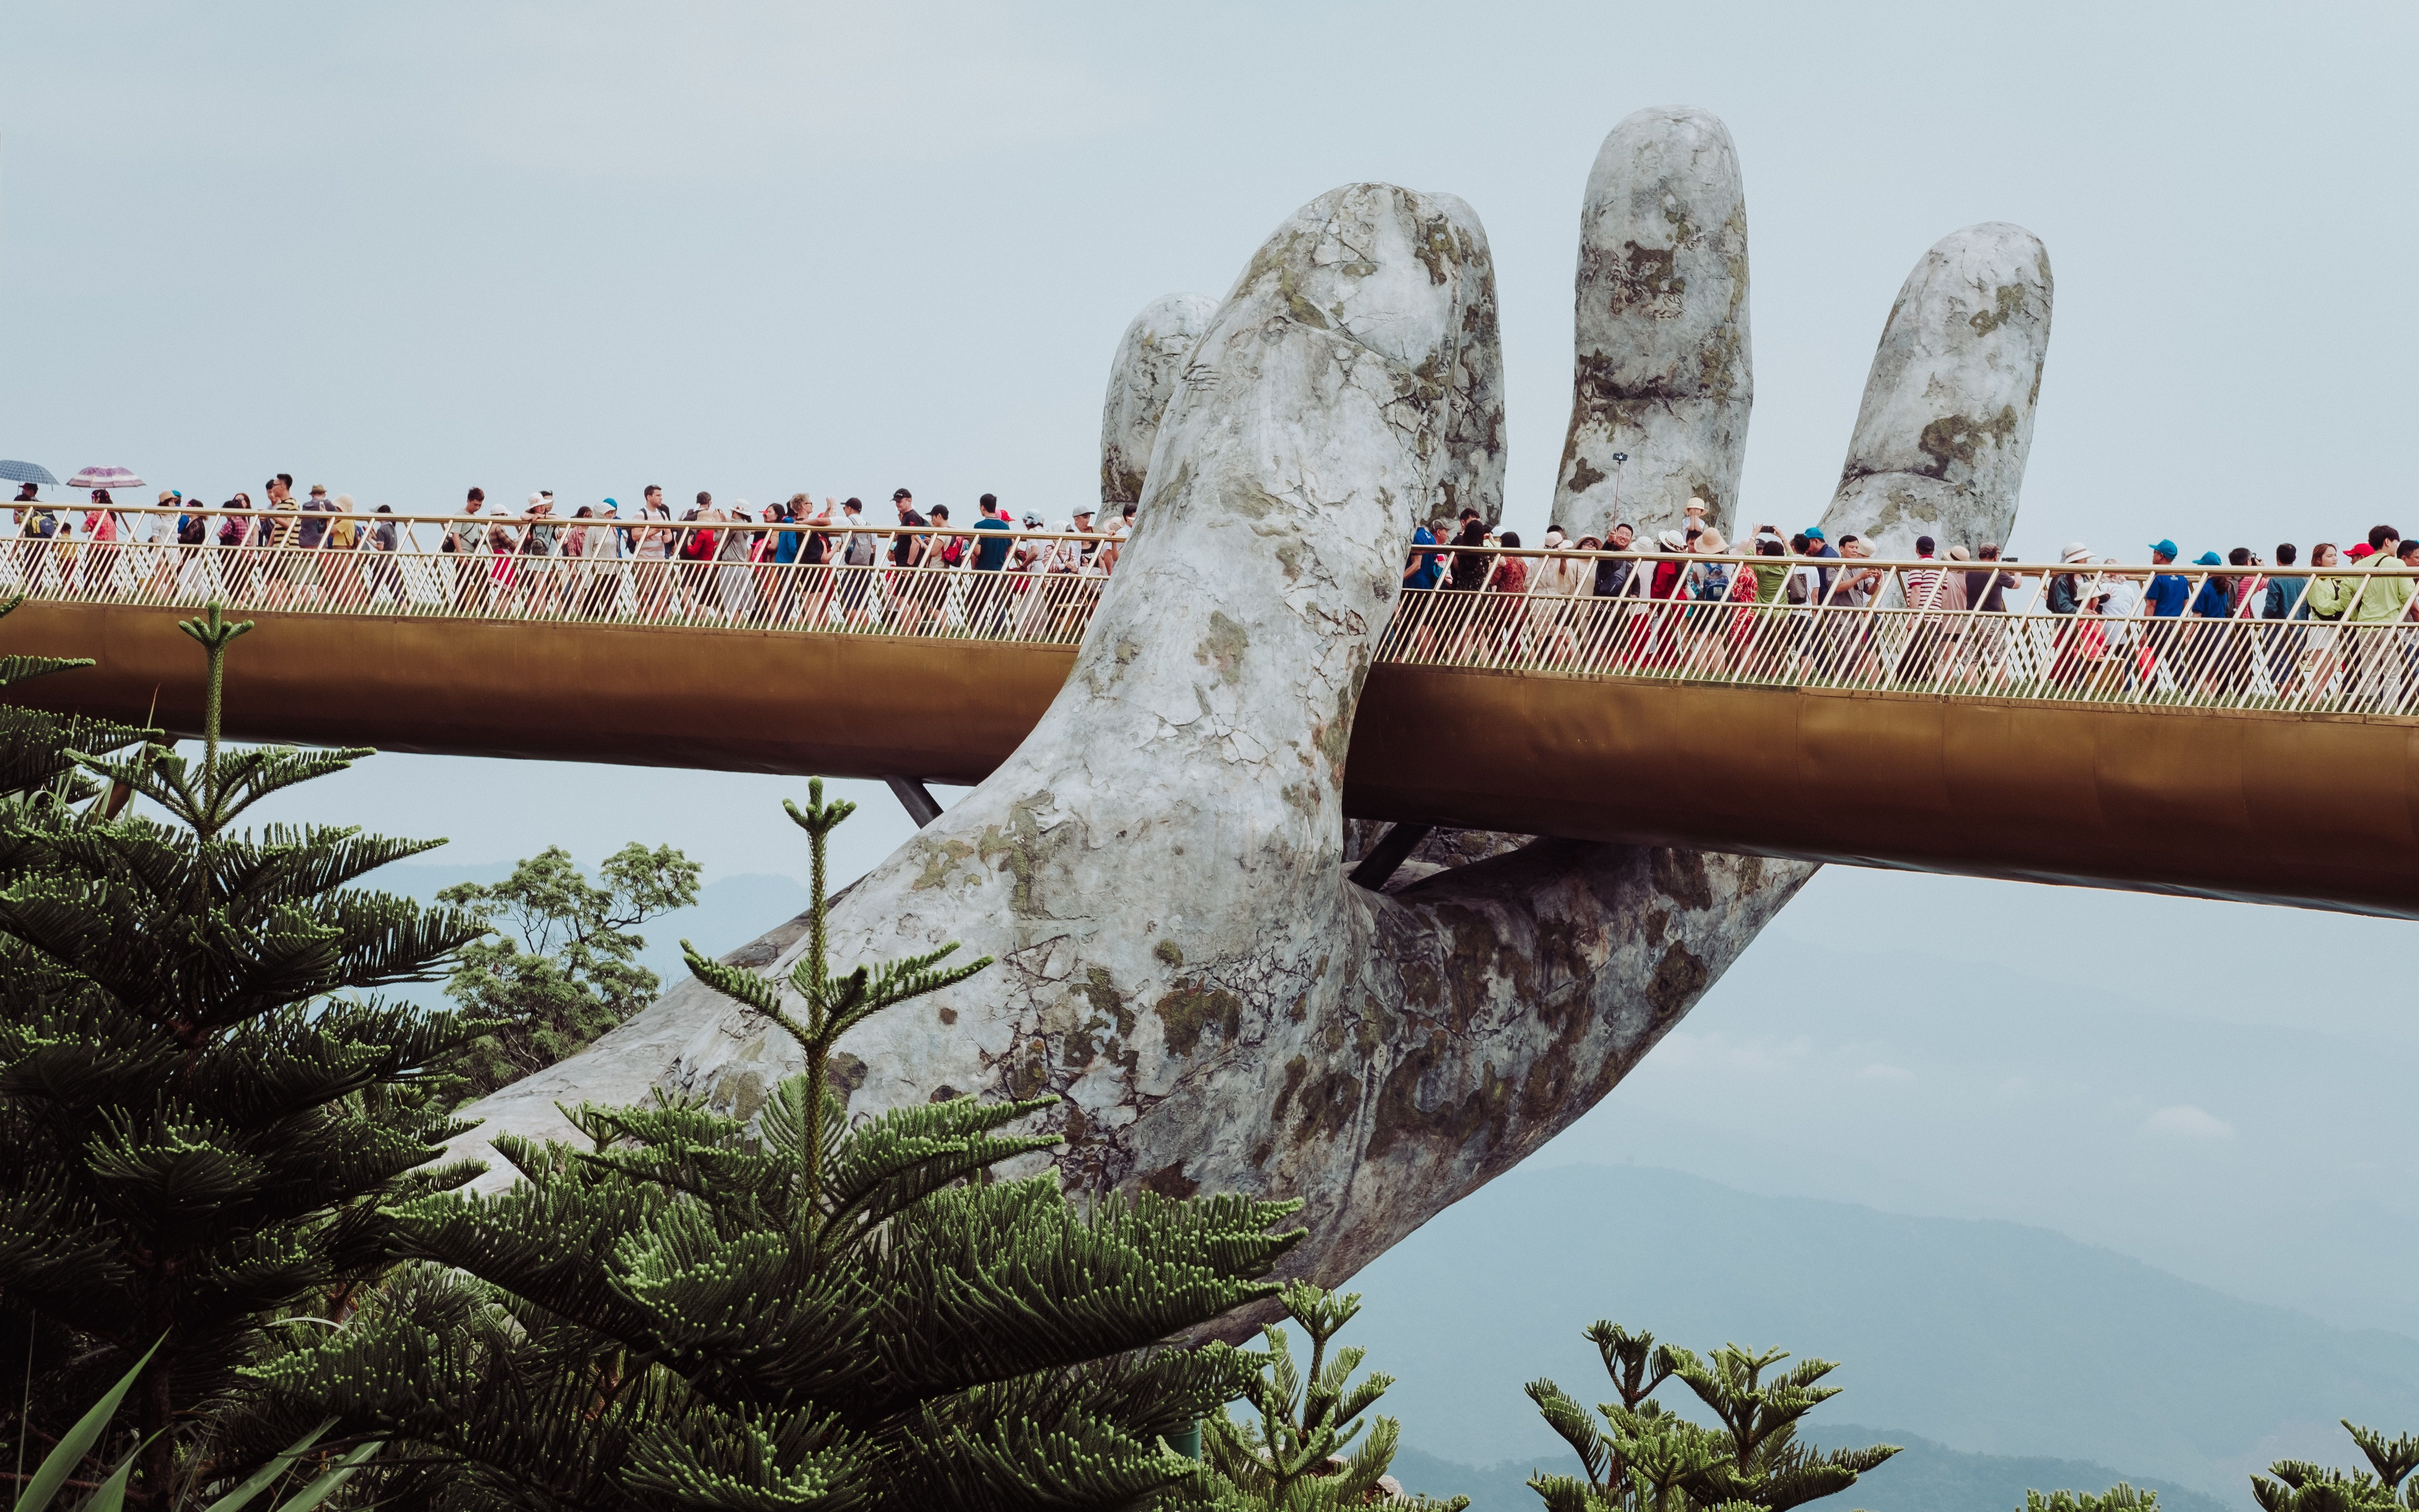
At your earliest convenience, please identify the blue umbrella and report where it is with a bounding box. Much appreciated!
[0,460,58,486]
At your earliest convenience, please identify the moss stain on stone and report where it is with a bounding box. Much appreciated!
[1645,941,1709,1023]
[1968,282,2027,336]
[1139,1160,1200,1200]
[1195,611,1250,686]
[911,837,978,892]
[1648,848,1715,912]
[974,791,1065,917]
[1154,981,1243,1057]
[1364,1033,1509,1161]
[1917,406,2020,479]
[1291,1067,1364,1148]
[1152,939,1184,969]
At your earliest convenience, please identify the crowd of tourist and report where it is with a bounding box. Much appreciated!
[2,476,1143,635]
[8,474,2419,702]
[1395,499,2419,702]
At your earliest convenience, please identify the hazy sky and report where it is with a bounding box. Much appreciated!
[6,2,2417,1333]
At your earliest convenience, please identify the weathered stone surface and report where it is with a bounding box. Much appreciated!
[457,128,2054,1321]
[1554,106,1751,542]
[1819,223,2053,556]
[1099,293,1218,507]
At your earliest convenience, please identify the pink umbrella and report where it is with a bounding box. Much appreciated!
[66,465,144,491]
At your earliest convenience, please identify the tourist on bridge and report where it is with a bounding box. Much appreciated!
[2260,543,2308,696]
[2346,527,2417,709]
[445,487,489,612]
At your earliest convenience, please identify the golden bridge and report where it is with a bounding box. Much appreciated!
[5,510,2415,920]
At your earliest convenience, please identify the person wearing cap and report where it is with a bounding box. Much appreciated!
[2131,538,2189,687]
[1682,497,1710,538]
[2143,539,2189,616]
[2047,543,2090,615]
[879,489,931,634]
[2043,543,2096,687]
[2345,525,2414,707]
[1798,524,1840,601]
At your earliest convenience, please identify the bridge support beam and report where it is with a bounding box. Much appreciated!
[1347,822,1432,892]
[885,776,943,829]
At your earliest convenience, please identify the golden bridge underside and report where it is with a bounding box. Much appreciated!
[9,601,2416,919]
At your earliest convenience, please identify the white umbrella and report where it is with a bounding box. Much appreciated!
[66,465,144,491]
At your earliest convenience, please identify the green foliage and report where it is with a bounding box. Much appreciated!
[0,594,154,810]
[8,1343,373,1512]
[1524,1322,1897,1512]
[2251,1422,2419,1512]
[1200,1280,1469,1511]
[2020,1485,2161,1512]
[0,603,485,1510]
[254,778,1306,1511]
[432,842,701,1101]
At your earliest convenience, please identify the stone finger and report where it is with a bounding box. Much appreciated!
[1820,223,2054,556]
[1555,105,1751,542]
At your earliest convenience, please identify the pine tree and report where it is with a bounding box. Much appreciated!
[2020,1486,2161,1512]
[0,603,486,1510]
[1525,1323,1898,1512]
[1200,1280,1470,1511]
[0,593,153,807]
[2251,1422,2419,1512]
[254,779,1307,1511]
[433,842,702,1101]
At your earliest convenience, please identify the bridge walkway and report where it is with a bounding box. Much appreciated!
[3,522,2414,919]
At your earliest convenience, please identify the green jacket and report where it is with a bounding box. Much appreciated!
[2350,557,2416,623]
[2305,573,2358,620]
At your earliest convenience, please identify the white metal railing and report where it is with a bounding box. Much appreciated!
[6,506,2419,718]
[1379,549,2419,717]
[0,507,1112,643]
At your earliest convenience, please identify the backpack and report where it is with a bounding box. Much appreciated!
[939,536,965,567]
[843,532,876,567]
[1784,571,1809,605]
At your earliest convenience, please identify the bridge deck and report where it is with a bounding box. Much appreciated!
[5,548,2414,919]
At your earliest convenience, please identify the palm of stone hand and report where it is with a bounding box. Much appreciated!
[463,106,2051,1305]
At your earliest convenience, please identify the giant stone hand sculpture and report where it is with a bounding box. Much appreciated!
[461,109,2050,1308]
[1099,291,1220,510]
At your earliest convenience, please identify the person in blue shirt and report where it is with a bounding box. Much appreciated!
[969,493,1016,632]
[2136,539,2192,689]
[2188,551,2232,618]
[2144,539,2190,616]
[1403,522,1440,591]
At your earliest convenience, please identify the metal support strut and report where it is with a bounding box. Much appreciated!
[885,776,943,829]
[1347,822,1432,892]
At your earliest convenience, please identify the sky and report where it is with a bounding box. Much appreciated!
[5,0,2418,1337]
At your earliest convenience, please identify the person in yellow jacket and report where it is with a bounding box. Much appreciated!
[2344,528,2417,707]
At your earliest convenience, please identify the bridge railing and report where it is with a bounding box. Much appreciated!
[0,515,1111,644]
[5,508,2417,717]
[1382,552,2419,718]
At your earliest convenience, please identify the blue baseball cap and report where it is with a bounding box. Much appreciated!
[2149,538,2179,557]
[602,498,619,508]
[2194,551,2223,566]
[1804,525,1826,540]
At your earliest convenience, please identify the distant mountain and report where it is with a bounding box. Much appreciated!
[1338,1164,2419,1498]
[1389,1431,2234,1512]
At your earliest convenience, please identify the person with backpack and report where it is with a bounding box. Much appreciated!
[837,497,880,628]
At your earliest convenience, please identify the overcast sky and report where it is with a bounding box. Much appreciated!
[6,0,2416,1332]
